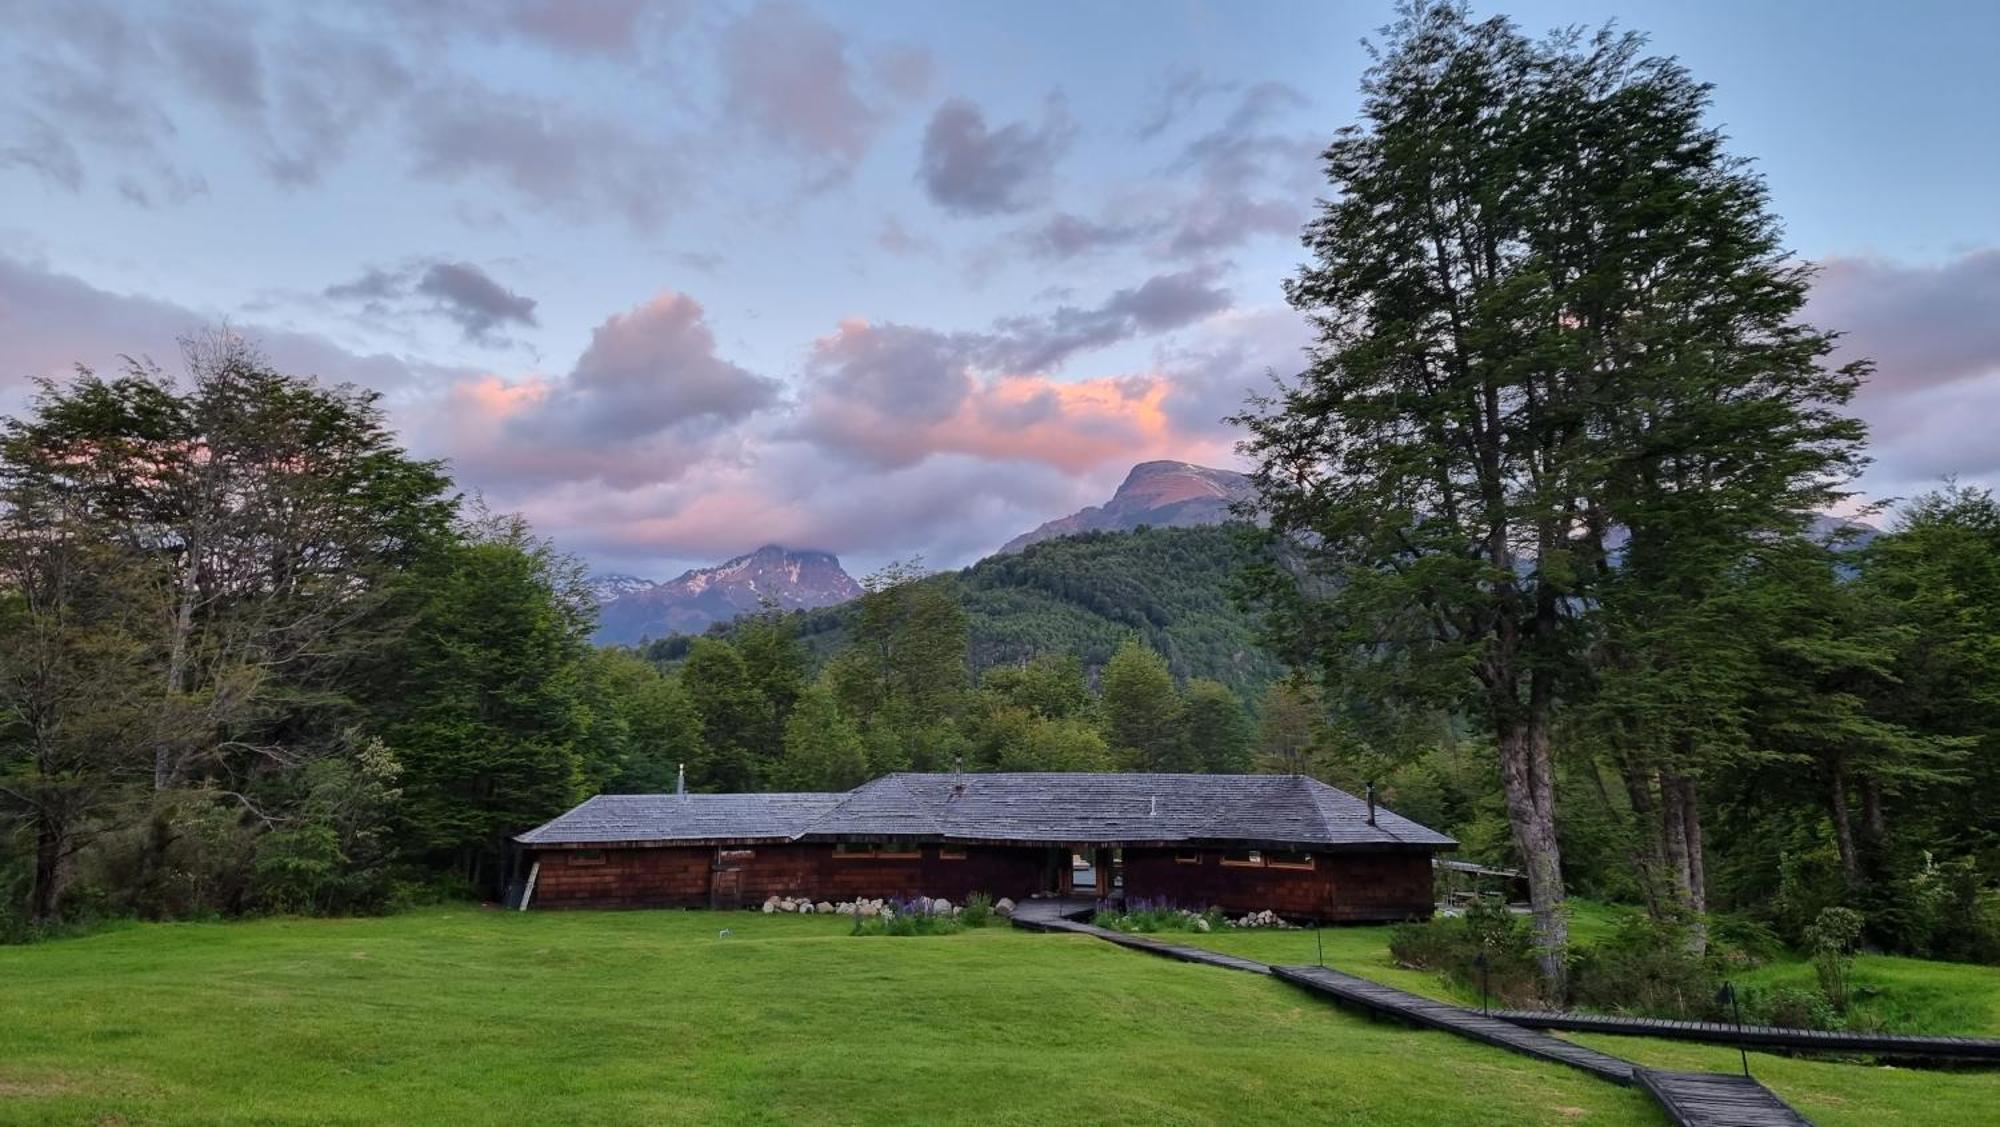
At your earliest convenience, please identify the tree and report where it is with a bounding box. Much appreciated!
[578,649,703,794]
[0,471,154,923]
[1254,680,1325,777]
[1099,639,1188,771]
[681,639,770,792]
[776,681,868,791]
[1182,679,1251,773]
[384,516,591,888]
[1234,2,1865,987]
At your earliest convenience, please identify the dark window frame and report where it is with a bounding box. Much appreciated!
[1220,849,1264,868]
[571,849,606,866]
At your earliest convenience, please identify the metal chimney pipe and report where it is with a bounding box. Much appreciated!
[1365,781,1377,826]
[677,762,687,799]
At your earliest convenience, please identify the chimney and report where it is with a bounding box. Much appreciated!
[1149,795,1158,817]
[951,755,966,798]
[1364,781,1377,826]
[676,762,687,800]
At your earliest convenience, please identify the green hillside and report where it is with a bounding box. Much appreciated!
[647,524,1283,696]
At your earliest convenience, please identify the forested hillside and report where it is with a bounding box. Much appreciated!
[647,524,1282,696]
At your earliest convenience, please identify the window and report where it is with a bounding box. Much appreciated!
[718,849,754,862]
[834,843,920,860]
[571,849,606,866]
[875,845,921,860]
[1265,850,1315,870]
[1220,849,1264,867]
[1174,850,1202,865]
[834,843,876,859]
[939,846,967,860]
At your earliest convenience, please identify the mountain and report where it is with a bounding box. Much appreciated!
[593,546,863,645]
[588,573,658,604]
[651,524,1281,699]
[999,460,1256,555]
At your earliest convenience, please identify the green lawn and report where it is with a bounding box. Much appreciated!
[0,908,1661,1126]
[1160,906,2000,1126]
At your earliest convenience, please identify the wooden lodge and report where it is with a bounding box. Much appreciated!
[514,772,1455,921]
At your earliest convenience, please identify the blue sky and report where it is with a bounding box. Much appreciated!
[3,0,1996,576]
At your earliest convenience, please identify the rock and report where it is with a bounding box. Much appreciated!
[815,901,834,914]
[859,902,879,917]
[995,897,1016,916]
[930,898,952,915]
[797,901,813,913]
[914,896,933,914]
[835,902,856,915]
[1193,917,1210,932]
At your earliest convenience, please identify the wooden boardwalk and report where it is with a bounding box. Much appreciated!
[1272,965,1639,1085]
[1007,899,1270,974]
[1011,903,1814,1124]
[1494,1008,2000,1061]
[1637,1069,1813,1126]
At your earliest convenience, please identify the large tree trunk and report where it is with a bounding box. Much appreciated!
[1660,770,1692,905]
[1616,755,1667,917]
[156,575,197,790]
[1498,717,1568,997]
[1828,755,1861,884]
[31,804,67,924]
[1665,771,1708,954]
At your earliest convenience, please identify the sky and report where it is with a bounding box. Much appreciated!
[2,0,1997,578]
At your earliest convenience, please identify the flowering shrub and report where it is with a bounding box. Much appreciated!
[1092,898,1223,934]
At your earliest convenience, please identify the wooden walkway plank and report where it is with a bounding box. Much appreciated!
[1008,899,1270,974]
[1271,965,1639,1085]
[1492,1009,2000,1061]
[1637,1069,1813,1126]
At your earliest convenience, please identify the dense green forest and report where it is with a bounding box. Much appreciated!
[646,524,1283,697]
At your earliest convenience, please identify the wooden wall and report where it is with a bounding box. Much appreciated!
[531,842,1437,919]
[528,843,1050,910]
[1122,847,1434,922]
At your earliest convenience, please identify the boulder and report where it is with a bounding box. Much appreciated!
[995,897,1016,916]
[797,901,813,913]
[815,901,834,914]
[930,898,952,915]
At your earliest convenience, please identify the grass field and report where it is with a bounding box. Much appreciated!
[1162,906,2000,1126]
[0,908,1663,1126]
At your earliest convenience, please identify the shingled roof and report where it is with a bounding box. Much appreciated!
[518,773,1455,850]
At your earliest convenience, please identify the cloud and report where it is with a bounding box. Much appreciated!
[323,259,539,345]
[505,0,669,57]
[407,81,686,230]
[1022,212,1157,261]
[435,292,781,492]
[415,263,539,342]
[984,266,1232,372]
[1810,251,2000,392]
[1164,82,1319,256]
[721,1,924,183]
[919,96,1076,216]
[0,253,463,404]
[794,267,1234,473]
[1804,249,2000,498]
[1135,65,1232,140]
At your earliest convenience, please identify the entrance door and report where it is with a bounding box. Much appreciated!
[711,851,744,909]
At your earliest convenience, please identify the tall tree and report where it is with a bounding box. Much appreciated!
[1099,639,1188,771]
[776,681,868,791]
[681,639,770,792]
[1182,679,1252,774]
[384,515,591,888]
[1235,2,1865,986]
